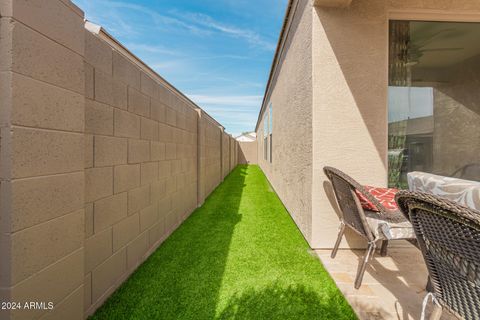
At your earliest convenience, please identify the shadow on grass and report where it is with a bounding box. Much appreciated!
[90,166,247,320]
[90,165,356,320]
[217,283,353,320]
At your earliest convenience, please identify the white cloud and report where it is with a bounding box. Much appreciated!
[183,13,276,51]
[124,43,182,56]
[80,0,211,36]
[188,94,262,107]
[147,54,251,73]
[186,94,262,133]
[73,0,272,134]
[78,0,276,51]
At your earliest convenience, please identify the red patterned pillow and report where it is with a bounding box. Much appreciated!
[354,186,399,212]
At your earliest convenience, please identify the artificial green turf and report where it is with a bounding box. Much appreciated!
[90,165,356,320]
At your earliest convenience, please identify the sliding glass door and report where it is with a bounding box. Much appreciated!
[388,20,480,188]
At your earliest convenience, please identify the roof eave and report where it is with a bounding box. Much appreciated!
[254,0,353,132]
[313,0,352,7]
[254,0,296,132]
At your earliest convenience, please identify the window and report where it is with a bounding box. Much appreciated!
[263,112,268,161]
[264,136,268,161]
[263,103,273,162]
[269,103,273,163]
[388,20,480,188]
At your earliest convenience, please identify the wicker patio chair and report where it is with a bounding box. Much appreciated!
[396,191,480,320]
[323,166,415,289]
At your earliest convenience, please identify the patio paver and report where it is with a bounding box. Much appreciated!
[316,245,457,320]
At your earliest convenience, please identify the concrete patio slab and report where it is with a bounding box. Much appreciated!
[316,244,457,320]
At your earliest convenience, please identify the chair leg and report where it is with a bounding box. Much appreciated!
[380,240,388,257]
[426,276,433,293]
[354,242,375,289]
[429,305,442,320]
[331,222,346,259]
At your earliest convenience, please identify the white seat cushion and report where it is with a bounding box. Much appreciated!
[365,211,415,240]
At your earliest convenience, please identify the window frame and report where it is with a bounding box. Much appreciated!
[263,112,268,161]
[268,103,272,163]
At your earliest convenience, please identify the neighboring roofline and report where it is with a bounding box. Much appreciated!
[254,0,297,132]
[84,21,225,131]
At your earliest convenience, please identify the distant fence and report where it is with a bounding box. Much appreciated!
[238,141,258,164]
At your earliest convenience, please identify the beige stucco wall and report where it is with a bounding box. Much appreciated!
[0,1,237,319]
[238,141,258,164]
[257,0,313,243]
[311,0,480,249]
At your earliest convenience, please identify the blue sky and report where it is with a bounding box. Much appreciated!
[73,0,288,136]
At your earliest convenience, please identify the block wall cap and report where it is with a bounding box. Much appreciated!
[83,20,225,131]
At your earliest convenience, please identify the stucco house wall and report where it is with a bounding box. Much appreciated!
[256,0,313,244]
[257,0,480,249]
[311,0,480,249]
[0,1,238,319]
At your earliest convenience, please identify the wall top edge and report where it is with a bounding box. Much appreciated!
[62,0,84,18]
[255,0,295,132]
[0,0,84,20]
[84,20,226,132]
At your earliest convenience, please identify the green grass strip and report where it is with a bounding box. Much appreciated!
[90,165,356,320]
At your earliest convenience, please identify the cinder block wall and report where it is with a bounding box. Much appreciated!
[0,1,86,319]
[238,142,258,164]
[83,28,203,314]
[202,117,222,197]
[0,1,238,319]
[222,134,231,179]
